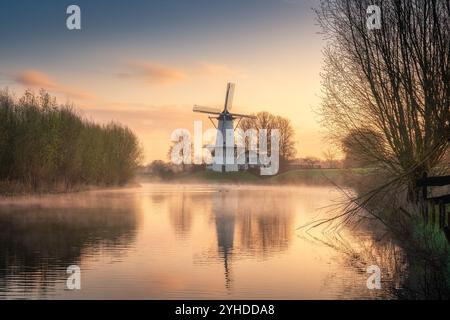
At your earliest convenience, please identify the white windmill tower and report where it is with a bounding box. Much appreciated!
[193,83,256,173]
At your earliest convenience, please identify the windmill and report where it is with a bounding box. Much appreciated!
[193,83,256,172]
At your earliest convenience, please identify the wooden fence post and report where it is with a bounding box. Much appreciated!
[421,172,428,223]
[439,200,445,229]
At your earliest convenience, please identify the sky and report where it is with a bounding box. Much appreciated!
[0,0,329,163]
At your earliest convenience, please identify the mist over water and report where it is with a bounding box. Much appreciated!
[0,184,402,299]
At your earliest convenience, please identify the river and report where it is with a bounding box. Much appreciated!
[0,183,404,299]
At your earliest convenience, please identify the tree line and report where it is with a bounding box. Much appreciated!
[0,89,142,191]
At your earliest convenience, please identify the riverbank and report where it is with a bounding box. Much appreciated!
[139,168,372,186]
[0,180,141,197]
[0,168,367,196]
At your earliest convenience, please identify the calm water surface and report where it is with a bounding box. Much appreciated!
[0,183,402,299]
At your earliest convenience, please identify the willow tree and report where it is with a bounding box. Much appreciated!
[317,0,449,201]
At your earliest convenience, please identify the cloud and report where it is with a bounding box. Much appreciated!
[16,70,55,88]
[118,61,243,86]
[15,70,95,100]
[120,61,187,85]
[82,103,210,132]
[196,62,236,77]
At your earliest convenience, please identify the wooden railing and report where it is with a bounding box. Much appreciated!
[416,172,450,231]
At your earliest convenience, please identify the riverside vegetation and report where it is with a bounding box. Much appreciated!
[313,0,450,299]
[0,89,142,194]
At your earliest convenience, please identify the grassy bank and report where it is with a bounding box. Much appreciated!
[400,221,450,299]
[141,168,372,185]
[343,169,450,299]
[0,89,142,194]
[269,168,371,185]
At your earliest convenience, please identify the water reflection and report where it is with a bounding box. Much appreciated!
[0,193,140,299]
[159,188,295,291]
[0,184,402,299]
[168,193,193,239]
[212,192,237,290]
[209,190,294,290]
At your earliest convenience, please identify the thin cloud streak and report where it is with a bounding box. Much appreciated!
[15,70,96,100]
[117,61,243,86]
[119,61,188,85]
[196,62,238,77]
[81,103,217,162]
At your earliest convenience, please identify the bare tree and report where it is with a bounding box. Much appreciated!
[304,157,321,169]
[322,148,338,168]
[274,116,297,162]
[317,0,449,201]
[240,112,297,165]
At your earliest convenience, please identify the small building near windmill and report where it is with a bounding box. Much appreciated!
[205,146,262,173]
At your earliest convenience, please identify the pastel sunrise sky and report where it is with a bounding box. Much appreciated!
[0,0,327,162]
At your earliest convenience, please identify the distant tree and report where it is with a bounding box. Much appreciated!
[167,132,193,172]
[322,148,338,169]
[148,160,174,179]
[303,157,321,169]
[240,112,297,167]
[274,116,297,163]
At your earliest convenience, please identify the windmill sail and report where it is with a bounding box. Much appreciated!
[193,105,222,115]
[228,112,256,119]
[224,83,235,111]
